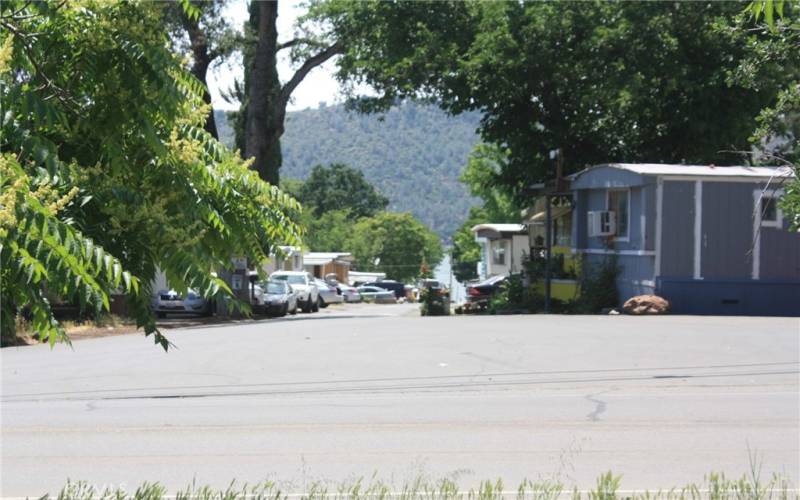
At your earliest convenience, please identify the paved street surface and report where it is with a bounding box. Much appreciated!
[2,304,799,496]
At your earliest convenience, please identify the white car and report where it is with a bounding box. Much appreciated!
[151,289,211,318]
[315,278,344,307]
[270,271,319,313]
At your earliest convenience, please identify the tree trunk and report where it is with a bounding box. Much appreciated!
[183,11,218,139]
[193,60,218,140]
[242,0,342,185]
[245,0,284,186]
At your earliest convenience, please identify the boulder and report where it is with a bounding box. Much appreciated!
[623,295,670,315]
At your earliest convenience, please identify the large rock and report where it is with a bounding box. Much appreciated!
[623,295,670,315]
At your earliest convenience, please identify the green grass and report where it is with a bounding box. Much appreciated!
[42,472,798,500]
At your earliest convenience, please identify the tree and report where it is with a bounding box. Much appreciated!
[313,1,789,201]
[348,212,443,283]
[166,0,241,139]
[450,144,522,283]
[298,164,389,219]
[737,0,800,228]
[304,209,354,252]
[235,1,342,185]
[460,144,520,222]
[0,1,302,347]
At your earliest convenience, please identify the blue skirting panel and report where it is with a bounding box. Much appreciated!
[657,278,800,316]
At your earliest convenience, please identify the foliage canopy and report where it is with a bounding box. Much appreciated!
[298,164,389,219]
[0,1,302,347]
[312,0,788,201]
[348,212,443,283]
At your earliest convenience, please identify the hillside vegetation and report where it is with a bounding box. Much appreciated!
[215,102,481,238]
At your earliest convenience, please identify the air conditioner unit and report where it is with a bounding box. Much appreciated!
[588,210,616,237]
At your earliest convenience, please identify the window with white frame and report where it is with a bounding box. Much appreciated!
[607,189,630,239]
[554,213,572,247]
[759,193,783,228]
[492,240,507,265]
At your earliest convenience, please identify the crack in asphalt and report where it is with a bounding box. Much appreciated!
[585,392,608,422]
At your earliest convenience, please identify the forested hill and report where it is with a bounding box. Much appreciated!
[215,102,482,239]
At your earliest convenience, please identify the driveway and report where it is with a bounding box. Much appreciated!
[2,310,798,496]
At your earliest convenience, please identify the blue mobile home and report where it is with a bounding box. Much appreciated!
[569,163,799,316]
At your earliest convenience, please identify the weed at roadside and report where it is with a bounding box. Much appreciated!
[46,471,798,500]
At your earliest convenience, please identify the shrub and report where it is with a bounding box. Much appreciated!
[487,274,543,314]
[572,255,620,314]
[420,287,450,316]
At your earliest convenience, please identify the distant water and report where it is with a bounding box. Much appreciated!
[434,253,466,304]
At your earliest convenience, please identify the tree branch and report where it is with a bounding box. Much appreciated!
[276,37,319,51]
[279,40,343,106]
[1,20,77,111]
[1,1,32,19]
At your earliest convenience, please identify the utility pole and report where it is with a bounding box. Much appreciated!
[544,196,552,314]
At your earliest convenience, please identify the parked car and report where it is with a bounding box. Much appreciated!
[357,285,397,304]
[253,280,298,317]
[420,279,443,290]
[270,271,319,312]
[314,278,343,307]
[362,280,406,299]
[337,282,363,303]
[150,289,211,318]
[465,275,507,307]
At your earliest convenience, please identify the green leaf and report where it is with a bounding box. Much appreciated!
[764,0,774,29]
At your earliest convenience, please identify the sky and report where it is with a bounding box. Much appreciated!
[207,0,343,112]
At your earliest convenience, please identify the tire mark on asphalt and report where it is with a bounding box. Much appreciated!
[5,361,796,401]
[3,369,797,403]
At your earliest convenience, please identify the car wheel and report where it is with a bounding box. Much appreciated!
[280,304,288,317]
[312,297,320,312]
[302,298,311,313]
[318,297,328,309]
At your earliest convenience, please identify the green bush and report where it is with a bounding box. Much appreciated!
[487,274,543,314]
[420,287,450,316]
[572,255,620,314]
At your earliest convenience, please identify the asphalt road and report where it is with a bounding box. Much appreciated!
[2,304,799,496]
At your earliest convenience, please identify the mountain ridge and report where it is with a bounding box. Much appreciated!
[215,102,482,239]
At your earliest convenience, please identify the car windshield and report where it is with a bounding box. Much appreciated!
[266,282,286,294]
[274,274,305,285]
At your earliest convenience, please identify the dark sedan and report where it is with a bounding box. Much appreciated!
[465,275,507,308]
[362,280,406,299]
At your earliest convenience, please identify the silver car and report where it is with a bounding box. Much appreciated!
[151,289,211,318]
[253,280,298,317]
[315,278,344,307]
[337,282,363,303]
[356,285,397,304]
